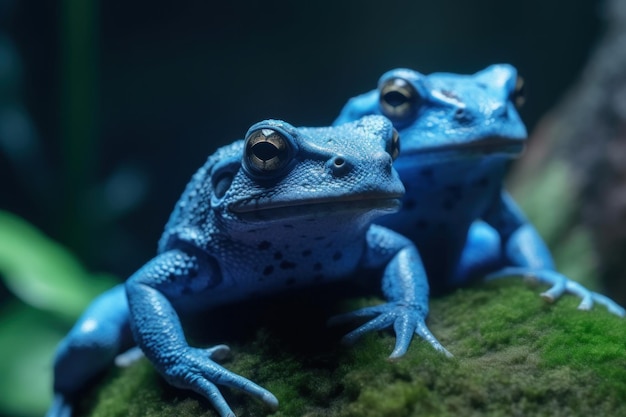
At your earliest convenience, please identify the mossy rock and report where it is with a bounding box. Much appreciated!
[78,280,626,417]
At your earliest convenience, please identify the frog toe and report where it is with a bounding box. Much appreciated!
[588,292,626,317]
[205,344,231,361]
[164,347,277,416]
[333,303,450,359]
[340,313,394,346]
[389,319,451,359]
[488,267,625,316]
[327,305,387,327]
[414,321,453,358]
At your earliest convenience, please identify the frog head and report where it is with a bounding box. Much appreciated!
[159,115,403,268]
[209,116,404,236]
[335,64,527,166]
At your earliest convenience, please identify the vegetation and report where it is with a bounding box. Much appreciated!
[80,280,626,417]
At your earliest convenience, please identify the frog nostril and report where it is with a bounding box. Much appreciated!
[328,155,351,176]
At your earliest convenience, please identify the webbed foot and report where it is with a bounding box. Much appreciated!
[486,267,626,317]
[328,303,452,359]
[160,344,278,417]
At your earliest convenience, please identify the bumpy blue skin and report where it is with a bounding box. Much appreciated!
[335,64,625,316]
[47,115,449,417]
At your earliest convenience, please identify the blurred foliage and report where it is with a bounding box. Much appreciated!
[0,210,117,416]
[509,161,600,291]
[0,210,117,320]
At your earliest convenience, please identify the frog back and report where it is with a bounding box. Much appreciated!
[157,140,244,254]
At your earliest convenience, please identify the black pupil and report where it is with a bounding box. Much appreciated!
[252,141,279,161]
[383,91,409,107]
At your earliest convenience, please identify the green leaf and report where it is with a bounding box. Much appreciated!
[0,302,65,417]
[0,210,117,321]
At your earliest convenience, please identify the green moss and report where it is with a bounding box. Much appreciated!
[82,280,626,417]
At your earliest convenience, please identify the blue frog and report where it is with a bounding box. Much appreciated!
[47,115,450,417]
[334,64,624,315]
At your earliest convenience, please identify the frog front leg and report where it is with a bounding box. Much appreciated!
[451,220,502,287]
[482,192,625,316]
[330,225,451,359]
[46,284,132,417]
[125,248,279,417]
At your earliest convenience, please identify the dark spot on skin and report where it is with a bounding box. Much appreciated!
[403,199,417,210]
[263,265,274,276]
[280,260,297,269]
[313,262,323,271]
[299,235,308,239]
[314,236,326,241]
[442,200,455,210]
[274,252,283,260]
[302,249,312,257]
[416,219,429,229]
[257,276,265,282]
[258,241,271,250]
[333,252,343,261]
[314,274,324,282]
[283,224,294,229]
[285,277,296,286]
[474,177,490,187]
[445,185,463,200]
[420,168,433,177]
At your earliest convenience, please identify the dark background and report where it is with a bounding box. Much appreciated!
[1,0,603,279]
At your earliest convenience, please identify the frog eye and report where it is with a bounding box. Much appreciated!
[379,77,420,122]
[387,128,401,161]
[511,76,526,108]
[244,128,292,176]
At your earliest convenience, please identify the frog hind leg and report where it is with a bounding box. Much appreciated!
[47,284,133,417]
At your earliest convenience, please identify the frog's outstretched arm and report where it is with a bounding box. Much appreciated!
[126,248,279,417]
[330,225,451,359]
[46,284,132,417]
[483,192,625,317]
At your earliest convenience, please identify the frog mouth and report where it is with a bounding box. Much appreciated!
[407,136,525,157]
[229,193,402,221]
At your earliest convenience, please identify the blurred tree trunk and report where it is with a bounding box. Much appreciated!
[509,0,626,304]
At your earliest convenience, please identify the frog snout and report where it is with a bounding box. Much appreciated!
[326,151,394,178]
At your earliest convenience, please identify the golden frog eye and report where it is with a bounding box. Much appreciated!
[388,128,400,161]
[379,77,420,122]
[512,75,526,108]
[244,128,292,175]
